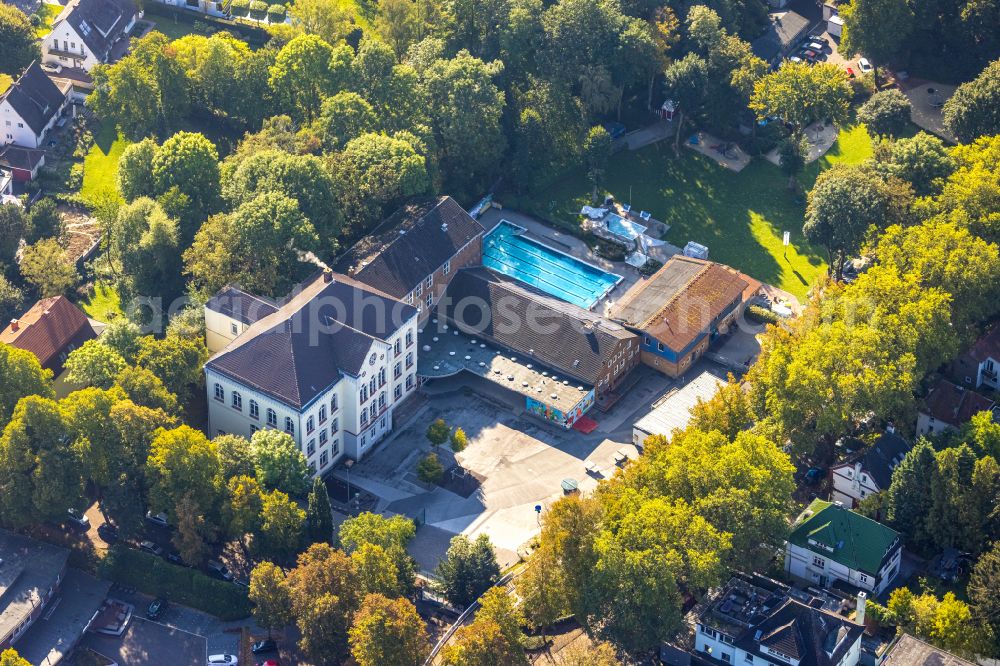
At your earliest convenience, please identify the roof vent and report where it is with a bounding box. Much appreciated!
[9,319,18,331]
[441,223,448,232]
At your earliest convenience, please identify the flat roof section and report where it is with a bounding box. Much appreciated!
[0,530,70,646]
[633,370,725,438]
[418,326,592,414]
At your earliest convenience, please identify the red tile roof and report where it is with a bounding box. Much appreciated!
[922,378,996,427]
[0,296,95,370]
[967,325,1000,363]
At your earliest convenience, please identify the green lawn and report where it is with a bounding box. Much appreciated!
[81,123,130,205]
[147,15,204,41]
[35,3,62,37]
[526,124,874,300]
[80,282,124,322]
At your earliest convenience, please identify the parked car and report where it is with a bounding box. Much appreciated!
[40,62,63,74]
[66,508,90,529]
[97,523,119,543]
[165,552,185,566]
[251,640,277,654]
[139,540,163,557]
[789,56,803,64]
[147,598,167,620]
[256,661,279,666]
[858,57,873,73]
[806,41,825,52]
[208,655,238,665]
[145,511,170,528]
[807,34,829,46]
[207,560,233,581]
[804,467,827,485]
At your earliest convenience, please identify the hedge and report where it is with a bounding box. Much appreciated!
[745,304,782,325]
[143,2,270,46]
[266,3,286,20]
[98,546,252,621]
[230,0,249,14]
[249,0,267,18]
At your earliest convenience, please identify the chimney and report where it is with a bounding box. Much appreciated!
[323,268,333,283]
[9,319,18,331]
[855,591,867,625]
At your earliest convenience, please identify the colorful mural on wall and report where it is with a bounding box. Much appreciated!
[525,389,595,428]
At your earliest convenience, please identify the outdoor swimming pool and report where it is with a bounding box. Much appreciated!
[605,213,647,241]
[483,221,623,310]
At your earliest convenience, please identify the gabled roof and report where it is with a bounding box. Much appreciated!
[966,325,1000,363]
[0,62,66,135]
[610,256,751,353]
[435,267,636,386]
[0,296,96,370]
[205,286,278,325]
[334,196,485,299]
[53,0,137,62]
[0,145,46,172]
[206,272,417,409]
[833,431,911,490]
[922,378,996,428]
[788,499,899,575]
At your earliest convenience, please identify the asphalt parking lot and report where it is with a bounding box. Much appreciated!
[81,617,206,666]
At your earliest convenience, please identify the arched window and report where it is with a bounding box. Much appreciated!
[285,417,295,435]
[232,391,242,411]
[249,400,259,420]
[266,409,277,427]
[214,384,224,401]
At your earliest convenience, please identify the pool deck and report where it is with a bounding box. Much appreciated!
[479,207,681,318]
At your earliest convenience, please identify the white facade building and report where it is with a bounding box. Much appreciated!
[42,0,139,72]
[0,62,70,150]
[204,270,419,476]
[830,429,910,509]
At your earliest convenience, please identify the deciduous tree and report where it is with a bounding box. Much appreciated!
[436,534,500,608]
[249,560,293,638]
[146,425,221,521]
[251,429,310,495]
[0,345,52,425]
[943,58,1000,143]
[0,5,39,75]
[19,239,79,297]
[858,89,912,137]
[306,476,334,544]
[64,340,127,389]
[257,489,305,561]
[349,594,429,666]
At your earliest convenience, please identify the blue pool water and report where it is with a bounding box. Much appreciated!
[605,213,647,240]
[483,221,623,309]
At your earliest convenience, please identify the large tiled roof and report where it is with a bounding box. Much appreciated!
[966,325,1000,363]
[788,499,899,575]
[610,256,750,353]
[205,286,278,325]
[0,145,45,172]
[206,272,417,409]
[0,296,96,370]
[922,378,996,427]
[54,0,137,62]
[334,196,485,299]
[0,62,66,135]
[435,267,636,386]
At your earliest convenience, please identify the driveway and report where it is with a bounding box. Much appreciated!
[82,618,206,666]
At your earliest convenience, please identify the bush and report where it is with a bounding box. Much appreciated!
[416,453,444,485]
[638,258,662,277]
[266,3,285,20]
[68,163,84,190]
[450,427,467,452]
[745,304,781,325]
[588,235,627,262]
[230,0,249,14]
[249,0,267,18]
[98,546,252,620]
[746,120,789,156]
[858,89,912,137]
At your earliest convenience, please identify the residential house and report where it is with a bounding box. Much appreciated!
[0,296,100,396]
[42,0,139,72]
[751,10,811,63]
[610,255,760,378]
[334,196,485,322]
[204,269,419,475]
[694,572,865,666]
[916,378,997,437]
[0,62,71,150]
[432,266,640,427]
[880,634,974,666]
[830,428,911,508]
[785,499,902,596]
[0,530,70,652]
[0,145,47,182]
[948,325,1000,392]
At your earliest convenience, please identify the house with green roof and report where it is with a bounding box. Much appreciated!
[785,499,902,596]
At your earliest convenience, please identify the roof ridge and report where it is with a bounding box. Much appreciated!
[640,263,712,328]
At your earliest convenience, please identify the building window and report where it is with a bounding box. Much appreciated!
[232,391,242,411]
[426,292,433,308]
[406,293,414,305]
[361,434,366,448]
[369,377,377,394]
[360,386,368,402]
[319,405,327,424]
[378,368,386,387]
[443,259,451,275]
[370,404,377,420]
[230,322,238,335]
[250,425,258,435]
[406,331,413,347]
[331,394,338,412]
[214,383,224,401]
[394,385,402,399]
[657,342,665,352]
[331,417,339,434]
[378,392,386,410]
[394,362,402,379]
[721,655,731,664]
[361,410,368,426]
[415,283,422,297]
[333,439,339,455]
[394,339,401,355]
[249,400,259,420]
[319,429,328,445]
[406,375,414,390]
[425,275,433,289]
[309,461,316,473]
[266,409,277,427]
[306,416,315,434]
[380,416,386,429]
[405,352,414,368]
[320,451,329,468]
[744,655,753,663]
[813,556,825,568]
[307,440,316,456]
[285,417,295,435]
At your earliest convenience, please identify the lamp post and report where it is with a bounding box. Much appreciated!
[345,459,354,508]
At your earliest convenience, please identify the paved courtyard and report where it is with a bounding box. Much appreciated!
[81,618,207,666]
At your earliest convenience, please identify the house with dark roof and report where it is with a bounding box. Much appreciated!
[916,378,998,437]
[948,324,1000,393]
[1,296,99,396]
[0,62,71,150]
[610,255,761,378]
[0,145,47,182]
[427,267,639,428]
[830,427,911,509]
[695,572,864,666]
[204,269,419,474]
[334,196,485,322]
[785,499,901,596]
[751,10,812,64]
[42,0,139,72]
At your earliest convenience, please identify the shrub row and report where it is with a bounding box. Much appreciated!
[98,546,252,621]
[143,2,270,46]
[745,304,782,325]
[267,3,286,20]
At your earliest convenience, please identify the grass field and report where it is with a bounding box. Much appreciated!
[81,282,124,322]
[34,3,62,37]
[527,124,874,300]
[81,123,130,205]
